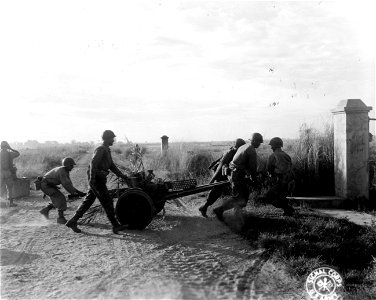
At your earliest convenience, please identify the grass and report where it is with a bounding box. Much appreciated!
[223,202,376,299]
[14,144,91,179]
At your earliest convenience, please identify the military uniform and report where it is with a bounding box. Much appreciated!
[41,166,78,211]
[0,148,19,201]
[264,149,294,204]
[264,148,295,215]
[200,147,237,215]
[214,143,258,216]
[74,145,124,227]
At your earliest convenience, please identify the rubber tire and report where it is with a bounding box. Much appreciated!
[115,189,155,230]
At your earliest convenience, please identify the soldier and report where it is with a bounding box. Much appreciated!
[198,138,246,218]
[0,141,20,207]
[262,137,295,216]
[39,157,86,224]
[213,133,263,221]
[66,130,129,234]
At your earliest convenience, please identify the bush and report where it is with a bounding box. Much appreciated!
[290,123,334,196]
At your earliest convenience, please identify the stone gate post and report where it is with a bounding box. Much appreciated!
[331,99,372,201]
[161,135,169,155]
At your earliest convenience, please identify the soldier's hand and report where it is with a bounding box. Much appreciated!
[76,191,87,197]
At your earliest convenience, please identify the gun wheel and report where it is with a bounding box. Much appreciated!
[115,189,155,230]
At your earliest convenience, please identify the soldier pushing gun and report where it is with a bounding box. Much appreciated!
[38,157,86,224]
[66,130,129,234]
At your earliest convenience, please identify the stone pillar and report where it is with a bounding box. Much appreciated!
[331,99,372,201]
[161,135,169,155]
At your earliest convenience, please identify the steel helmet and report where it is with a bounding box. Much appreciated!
[251,133,263,143]
[269,137,283,148]
[62,157,76,167]
[1,141,9,149]
[102,130,116,140]
[234,138,246,148]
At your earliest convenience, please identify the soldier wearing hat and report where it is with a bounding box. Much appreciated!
[262,137,295,216]
[0,141,20,207]
[199,138,246,218]
[39,157,86,224]
[66,130,129,234]
[213,133,263,221]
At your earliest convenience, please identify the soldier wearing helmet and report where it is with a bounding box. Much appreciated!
[0,141,20,207]
[66,130,129,234]
[39,157,86,224]
[213,133,263,221]
[199,138,246,218]
[262,137,295,216]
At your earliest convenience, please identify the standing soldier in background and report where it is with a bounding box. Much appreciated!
[66,130,129,234]
[262,137,295,216]
[199,138,246,218]
[213,133,263,221]
[39,157,86,224]
[0,141,20,207]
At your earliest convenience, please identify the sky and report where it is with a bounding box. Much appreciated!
[0,0,375,143]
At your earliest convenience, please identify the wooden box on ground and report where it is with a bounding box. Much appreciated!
[10,178,30,198]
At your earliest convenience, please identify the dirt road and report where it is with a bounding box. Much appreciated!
[0,154,300,299]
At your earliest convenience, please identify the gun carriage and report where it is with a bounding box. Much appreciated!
[109,171,230,230]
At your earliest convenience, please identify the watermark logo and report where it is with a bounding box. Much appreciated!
[305,266,344,300]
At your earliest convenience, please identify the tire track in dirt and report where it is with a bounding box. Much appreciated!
[1,150,273,299]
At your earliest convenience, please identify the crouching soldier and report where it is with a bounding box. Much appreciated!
[39,157,86,223]
[66,130,129,234]
[262,137,295,216]
[213,133,264,221]
[199,138,245,218]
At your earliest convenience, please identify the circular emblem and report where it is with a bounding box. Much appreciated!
[305,266,344,300]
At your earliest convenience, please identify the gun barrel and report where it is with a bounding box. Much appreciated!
[163,180,230,201]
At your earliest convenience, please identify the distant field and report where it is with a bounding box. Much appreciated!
[12,122,376,197]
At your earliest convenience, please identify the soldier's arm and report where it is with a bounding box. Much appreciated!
[90,147,104,180]
[10,149,20,158]
[110,162,126,178]
[59,172,78,194]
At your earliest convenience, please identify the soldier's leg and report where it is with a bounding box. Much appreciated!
[264,183,294,216]
[66,188,96,233]
[0,176,8,199]
[199,186,223,218]
[45,188,68,224]
[214,179,248,221]
[74,189,97,218]
[91,179,119,227]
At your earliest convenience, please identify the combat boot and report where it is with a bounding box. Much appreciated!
[57,210,67,224]
[213,207,224,222]
[112,221,127,234]
[39,203,54,219]
[65,215,82,233]
[198,205,208,218]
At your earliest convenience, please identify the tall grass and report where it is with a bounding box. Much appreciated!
[290,123,335,196]
[15,145,91,179]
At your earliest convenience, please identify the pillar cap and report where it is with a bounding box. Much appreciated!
[161,135,169,139]
[332,99,372,114]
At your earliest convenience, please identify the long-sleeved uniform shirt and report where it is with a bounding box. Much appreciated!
[211,147,237,181]
[267,149,292,175]
[43,166,77,194]
[89,145,123,180]
[0,149,20,178]
[229,143,257,176]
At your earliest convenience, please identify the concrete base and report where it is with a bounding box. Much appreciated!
[287,196,349,209]
[10,178,30,199]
